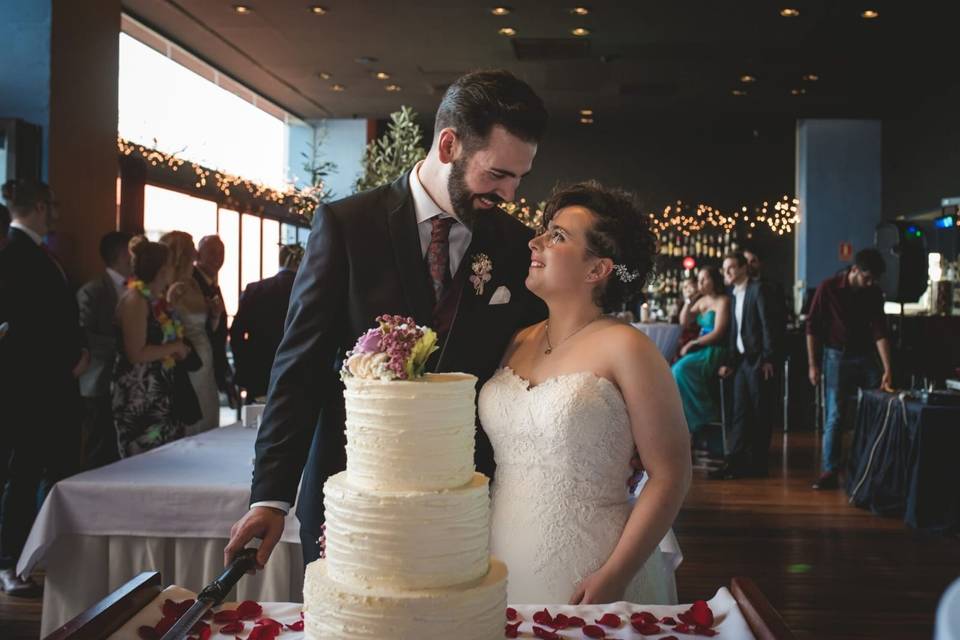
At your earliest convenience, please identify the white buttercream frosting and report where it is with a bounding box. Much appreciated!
[303,558,507,640]
[324,471,491,590]
[344,373,478,491]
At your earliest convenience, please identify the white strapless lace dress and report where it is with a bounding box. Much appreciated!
[478,367,680,605]
[180,310,220,436]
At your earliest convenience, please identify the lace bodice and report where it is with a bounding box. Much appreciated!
[478,367,677,605]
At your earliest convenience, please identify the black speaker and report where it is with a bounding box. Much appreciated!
[875,222,928,303]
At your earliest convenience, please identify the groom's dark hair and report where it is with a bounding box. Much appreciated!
[435,70,548,152]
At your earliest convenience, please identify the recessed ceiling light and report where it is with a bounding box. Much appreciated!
[385,84,402,92]
[579,108,593,116]
[375,71,391,80]
[571,6,590,16]
[318,71,332,80]
[571,27,591,36]
[740,74,757,84]
[861,9,879,19]
[233,4,252,14]
[331,83,346,92]
[790,88,807,96]
[780,8,800,17]
[308,5,327,14]
[498,26,517,36]
[732,89,747,96]
[491,6,511,16]
[802,73,819,82]
[580,117,594,124]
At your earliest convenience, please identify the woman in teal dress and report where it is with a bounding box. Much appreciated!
[671,265,730,433]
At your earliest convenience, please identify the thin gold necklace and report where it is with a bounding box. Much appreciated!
[544,314,603,355]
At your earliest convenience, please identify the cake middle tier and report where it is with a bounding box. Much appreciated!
[324,471,491,589]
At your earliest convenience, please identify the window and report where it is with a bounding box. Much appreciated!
[262,219,281,277]
[218,209,240,319]
[143,185,217,242]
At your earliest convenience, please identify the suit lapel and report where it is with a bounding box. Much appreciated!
[387,184,434,326]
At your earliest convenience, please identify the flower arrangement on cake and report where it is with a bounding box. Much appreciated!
[341,314,438,381]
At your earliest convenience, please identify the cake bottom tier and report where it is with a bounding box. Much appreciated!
[303,557,507,640]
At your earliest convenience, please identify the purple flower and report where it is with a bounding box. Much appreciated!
[354,328,382,354]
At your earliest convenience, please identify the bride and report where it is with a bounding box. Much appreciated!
[478,181,692,605]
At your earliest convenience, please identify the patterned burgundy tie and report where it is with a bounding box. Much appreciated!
[426,216,455,304]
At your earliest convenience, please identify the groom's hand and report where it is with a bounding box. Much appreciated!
[225,506,286,571]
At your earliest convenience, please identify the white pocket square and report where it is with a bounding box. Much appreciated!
[488,285,511,305]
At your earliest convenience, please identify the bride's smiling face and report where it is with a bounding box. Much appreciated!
[526,205,606,301]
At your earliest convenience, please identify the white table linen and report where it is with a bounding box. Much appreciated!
[109,586,754,640]
[18,425,304,636]
[632,322,682,362]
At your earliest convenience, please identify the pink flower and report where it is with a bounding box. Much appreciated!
[354,328,382,354]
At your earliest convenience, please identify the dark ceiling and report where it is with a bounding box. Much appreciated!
[120,0,959,125]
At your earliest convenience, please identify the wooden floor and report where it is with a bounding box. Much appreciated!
[2,430,957,639]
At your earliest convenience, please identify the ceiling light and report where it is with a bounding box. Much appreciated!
[318,71,332,80]
[732,89,747,96]
[331,84,345,92]
[571,27,591,36]
[790,88,806,96]
[779,8,800,17]
[498,27,517,36]
[861,9,879,19]
[740,74,756,84]
[375,71,391,80]
[491,6,511,16]
[580,117,594,124]
[571,7,590,16]
[802,73,819,82]
[579,108,593,116]
[233,4,252,14]
[385,84,402,92]
[308,5,327,14]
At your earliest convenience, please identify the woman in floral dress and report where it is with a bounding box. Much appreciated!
[112,236,190,456]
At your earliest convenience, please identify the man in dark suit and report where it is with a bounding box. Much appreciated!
[0,179,86,595]
[230,244,303,401]
[225,70,548,570]
[193,235,236,406]
[76,231,132,469]
[713,252,782,479]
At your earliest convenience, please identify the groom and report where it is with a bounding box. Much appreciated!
[225,70,549,569]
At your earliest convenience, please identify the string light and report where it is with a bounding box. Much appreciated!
[118,136,327,219]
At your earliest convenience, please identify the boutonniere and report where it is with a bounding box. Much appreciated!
[469,253,493,296]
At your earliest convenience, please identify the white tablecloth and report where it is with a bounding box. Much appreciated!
[18,425,304,637]
[632,322,682,362]
[109,585,755,639]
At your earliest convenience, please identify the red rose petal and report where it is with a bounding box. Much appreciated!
[154,615,176,636]
[595,613,621,628]
[688,603,714,628]
[506,607,519,621]
[678,611,694,625]
[533,626,560,640]
[190,621,209,635]
[631,611,659,624]
[551,613,571,629]
[505,621,521,638]
[137,626,159,640]
[675,623,692,633]
[582,624,606,638]
[661,616,678,626]
[213,609,240,623]
[695,626,718,637]
[286,620,305,631]
[219,621,244,634]
[236,600,263,620]
[533,608,553,625]
[568,616,587,627]
[255,617,283,629]
[197,626,211,640]
[631,621,663,635]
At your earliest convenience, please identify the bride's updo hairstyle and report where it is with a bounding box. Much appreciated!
[128,235,170,283]
[541,181,656,312]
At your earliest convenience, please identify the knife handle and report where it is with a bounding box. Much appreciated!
[198,548,258,604]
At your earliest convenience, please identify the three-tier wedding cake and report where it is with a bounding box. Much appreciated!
[303,316,507,639]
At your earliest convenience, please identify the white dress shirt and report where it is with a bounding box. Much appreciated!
[251,163,471,517]
[733,281,747,354]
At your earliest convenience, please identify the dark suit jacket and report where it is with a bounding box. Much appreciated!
[251,172,546,533]
[192,267,231,390]
[230,268,297,399]
[728,279,781,366]
[0,227,83,446]
[76,272,120,398]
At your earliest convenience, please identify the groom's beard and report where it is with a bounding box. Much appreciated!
[447,157,503,228]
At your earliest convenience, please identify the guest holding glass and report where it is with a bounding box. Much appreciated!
[113,236,189,457]
[671,266,730,433]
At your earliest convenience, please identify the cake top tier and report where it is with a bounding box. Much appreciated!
[341,315,438,381]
